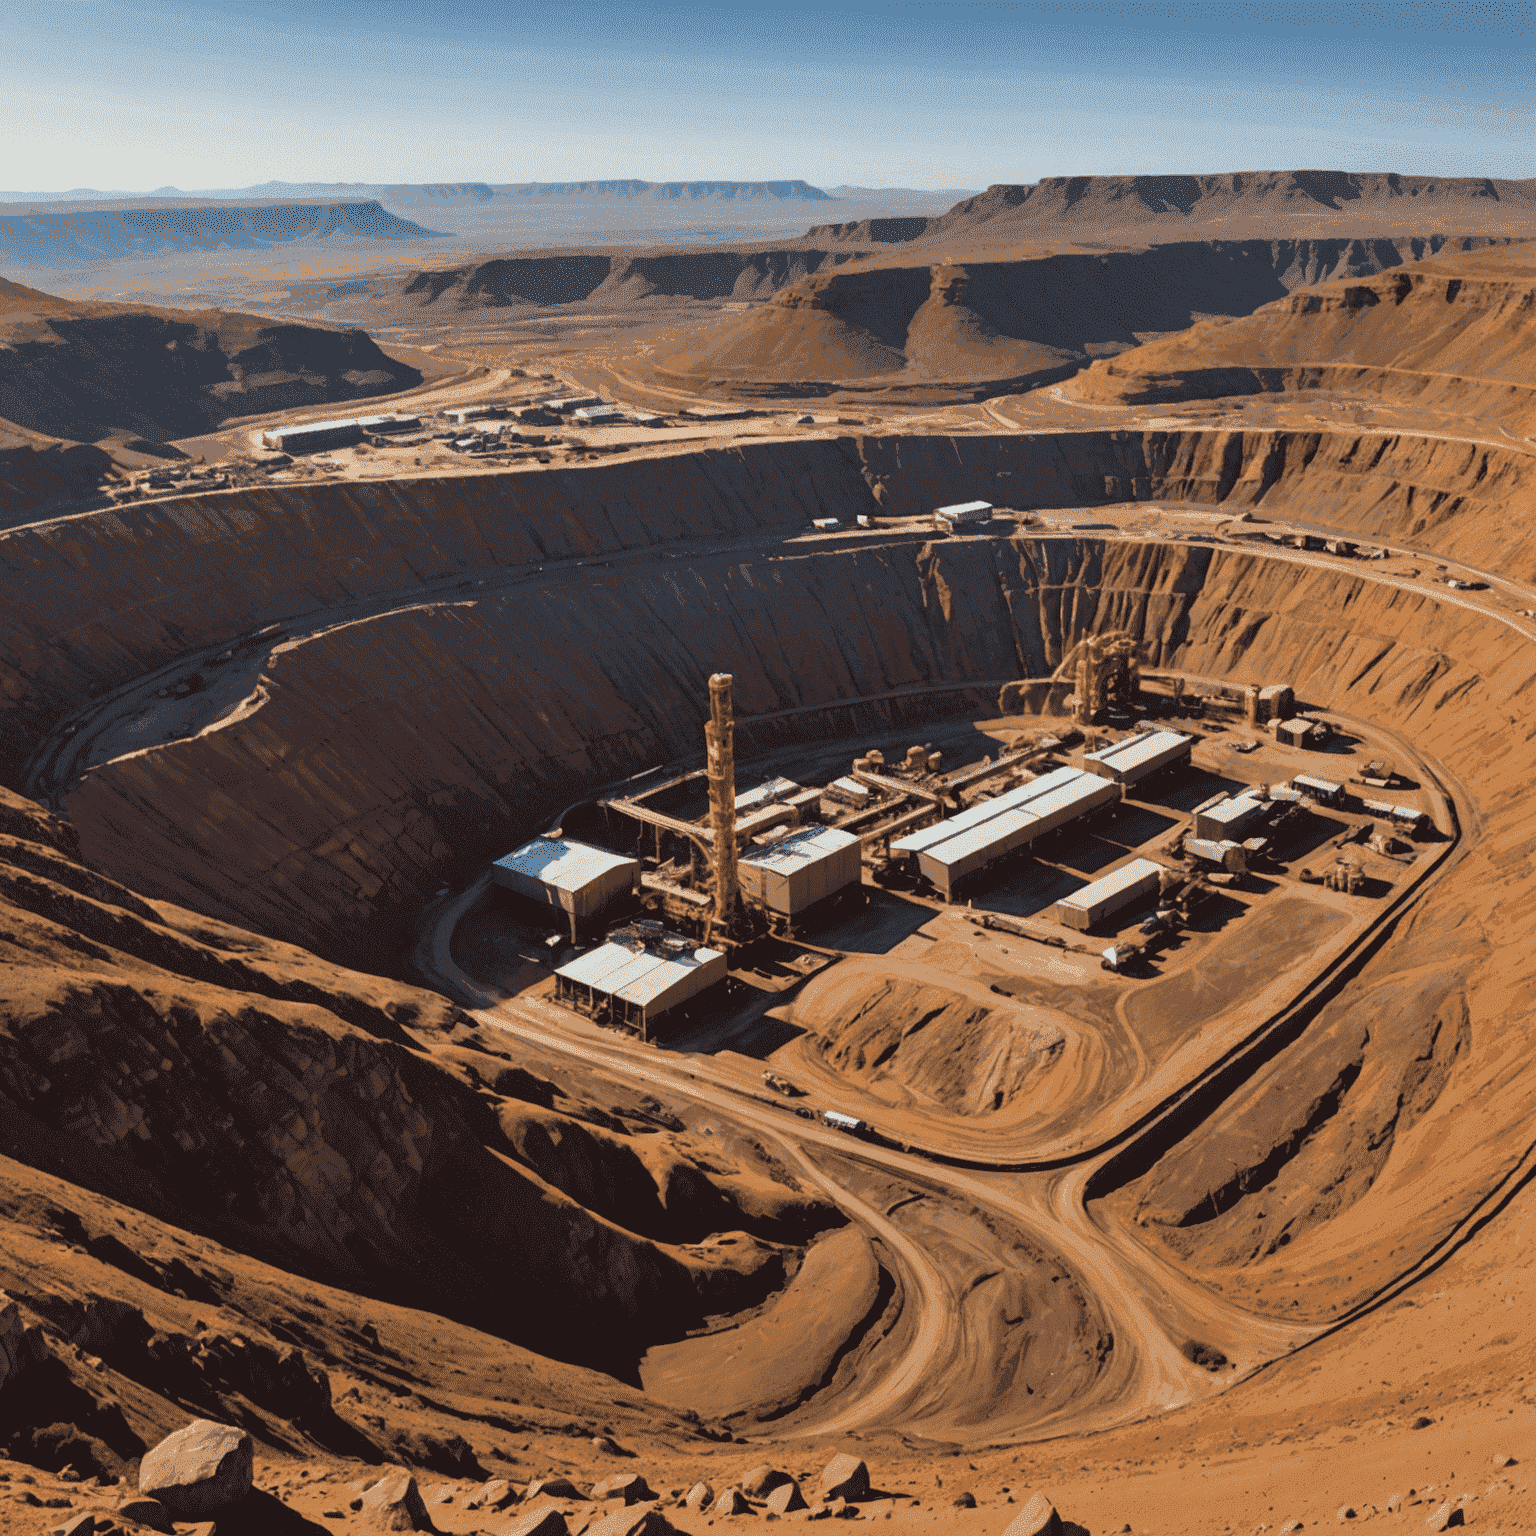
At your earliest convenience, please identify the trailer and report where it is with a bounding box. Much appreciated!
[933,500,992,532]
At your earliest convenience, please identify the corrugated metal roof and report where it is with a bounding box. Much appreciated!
[891,767,1099,854]
[741,823,858,874]
[1202,793,1266,827]
[556,939,724,1007]
[493,837,637,894]
[1085,730,1193,775]
[1292,775,1344,796]
[921,809,1036,869]
[1059,857,1165,910]
[935,500,992,518]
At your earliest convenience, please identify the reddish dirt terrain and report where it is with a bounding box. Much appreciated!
[1,170,1534,1536]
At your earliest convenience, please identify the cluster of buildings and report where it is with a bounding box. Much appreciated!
[260,413,422,454]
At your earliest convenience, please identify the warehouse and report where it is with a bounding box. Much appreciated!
[1292,774,1346,806]
[553,929,726,1039]
[889,766,1119,898]
[1193,789,1270,843]
[573,404,624,423]
[542,395,603,413]
[260,413,421,453]
[1185,836,1246,873]
[1055,857,1166,932]
[739,824,861,919]
[1363,798,1429,834]
[934,500,992,532]
[1259,683,1295,721]
[492,837,640,936]
[1083,729,1194,786]
[735,777,801,815]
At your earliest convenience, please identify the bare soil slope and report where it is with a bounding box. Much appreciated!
[0,275,422,443]
[1072,242,1536,430]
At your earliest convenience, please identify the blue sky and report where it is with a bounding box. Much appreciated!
[4,0,1531,190]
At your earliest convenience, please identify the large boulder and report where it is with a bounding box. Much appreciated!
[817,1453,870,1503]
[1002,1491,1063,1536]
[584,1511,678,1536]
[358,1468,433,1531]
[709,1486,750,1516]
[682,1481,713,1513]
[115,1496,175,1532]
[592,1472,653,1505]
[471,1477,519,1511]
[137,1420,253,1518]
[494,1510,569,1536]
[740,1463,793,1498]
[765,1480,809,1514]
[525,1476,586,1500]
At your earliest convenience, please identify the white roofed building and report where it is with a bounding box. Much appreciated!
[492,837,640,930]
[739,824,861,918]
[554,930,726,1039]
[1083,729,1195,786]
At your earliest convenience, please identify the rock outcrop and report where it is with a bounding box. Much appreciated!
[137,1419,252,1517]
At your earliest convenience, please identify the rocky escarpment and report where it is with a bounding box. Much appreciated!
[651,237,1518,387]
[0,783,832,1381]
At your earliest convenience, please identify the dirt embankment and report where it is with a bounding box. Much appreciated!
[0,275,421,445]
[1071,243,1536,428]
[0,780,832,1389]
[650,237,1515,389]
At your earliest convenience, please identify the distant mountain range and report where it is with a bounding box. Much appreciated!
[0,180,841,206]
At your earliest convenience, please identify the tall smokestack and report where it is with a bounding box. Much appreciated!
[706,673,738,932]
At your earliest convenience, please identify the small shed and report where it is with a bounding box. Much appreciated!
[491,837,640,923]
[1275,717,1327,749]
[1292,774,1346,806]
[1193,791,1269,843]
[739,824,861,917]
[934,500,992,530]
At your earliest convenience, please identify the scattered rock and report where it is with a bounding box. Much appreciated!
[1278,1523,1305,1535]
[817,1454,869,1503]
[137,1421,253,1518]
[583,1511,678,1536]
[525,1476,586,1501]
[1002,1491,1062,1536]
[709,1486,750,1516]
[49,1516,97,1536]
[592,1472,653,1505]
[357,1468,433,1531]
[682,1482,713,1512]
[493,1511,568,1536]
[475,1478,519,1510]
[1423,1502,1463,1530]
[1338,1507,1357,1522]
[1493,1454,1517,1467]
[116,1495,175,1532]
[1413,1416,1435,1429]
[765,1480,808,1515]
[591,1436,633,1458]
[954,1490,978,1507]
[740,1464,794,1498]
[1386,1495,1404,1514]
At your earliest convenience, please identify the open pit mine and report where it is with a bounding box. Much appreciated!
[0,175,1533,1536]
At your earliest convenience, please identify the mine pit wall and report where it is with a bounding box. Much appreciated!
[4,426,1532,795]
[56,526,1536,1304]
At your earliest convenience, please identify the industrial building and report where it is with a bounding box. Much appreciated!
[738,825,861,919]
[442,404,507,424]
[934,500,992,532]
[1292,774,1346,806]
[1186,836,1247,873]
[1363,798,1429,834]
[572,404,624,423]
[1193,789,1271,843]
[260,413,422,453]
[1083,729,1194,787]
[542,395,603,413]
[735,777,801,815]
[889,766,1119,898]
[1055,857,1166,932]
[1274,717,1328,749]
[553,928,726,1040]
[492,837,640,937]
[1259,683,1295,721]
